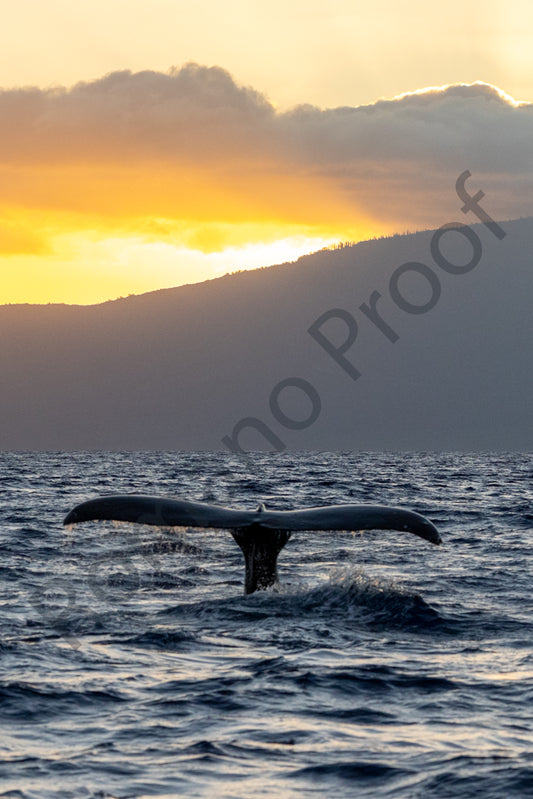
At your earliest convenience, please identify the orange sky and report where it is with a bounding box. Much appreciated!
[0,1,532,304]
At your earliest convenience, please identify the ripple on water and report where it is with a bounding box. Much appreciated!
[0,451,532,798]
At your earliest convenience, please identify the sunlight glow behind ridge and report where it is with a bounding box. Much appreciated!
[0,234,340,305]
[0,57,530,305]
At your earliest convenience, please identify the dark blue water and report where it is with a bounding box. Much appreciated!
[1,451,532,798]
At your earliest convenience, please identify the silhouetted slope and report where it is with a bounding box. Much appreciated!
[1,217,531,450]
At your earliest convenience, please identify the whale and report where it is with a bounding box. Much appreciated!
[63,496,441,594]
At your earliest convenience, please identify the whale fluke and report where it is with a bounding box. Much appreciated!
[63,496,441,594]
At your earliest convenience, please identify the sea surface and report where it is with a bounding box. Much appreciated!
[0,451,532,798]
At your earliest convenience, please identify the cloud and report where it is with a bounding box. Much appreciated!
[0,219,50,255]
[0,64,531,245]
[0,64,274,165]
[284,82,532,167]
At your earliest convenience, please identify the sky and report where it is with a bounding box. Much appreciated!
[0,0,532,304]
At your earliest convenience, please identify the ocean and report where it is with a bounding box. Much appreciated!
[0,451,532,798]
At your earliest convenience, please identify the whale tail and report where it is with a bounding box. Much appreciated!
[63,496,441,594]
[230,526,291,594]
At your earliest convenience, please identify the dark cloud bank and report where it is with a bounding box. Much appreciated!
[2,63,531,167]
[0,64,532,226]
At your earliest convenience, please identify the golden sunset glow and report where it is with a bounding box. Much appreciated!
[0,1,531,304]
[0,162,378,303]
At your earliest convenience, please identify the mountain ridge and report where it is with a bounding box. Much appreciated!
[1,217,531,451]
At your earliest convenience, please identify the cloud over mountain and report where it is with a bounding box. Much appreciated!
[2,66,530,164]
[0,64,531,252]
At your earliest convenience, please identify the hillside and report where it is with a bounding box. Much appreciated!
[1,217,531,451]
